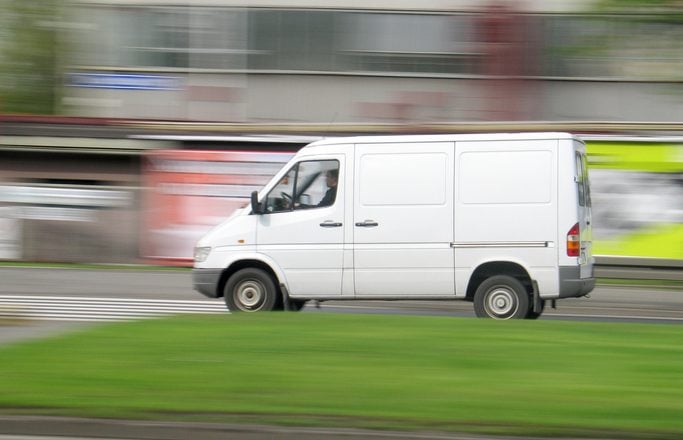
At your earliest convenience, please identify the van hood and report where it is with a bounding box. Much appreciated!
[196,207,255,248]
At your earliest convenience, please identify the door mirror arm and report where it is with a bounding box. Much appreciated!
[251,191,264,215]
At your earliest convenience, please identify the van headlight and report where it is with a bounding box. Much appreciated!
[193,246,212,263]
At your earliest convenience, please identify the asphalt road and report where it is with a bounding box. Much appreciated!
[1,266,681,324]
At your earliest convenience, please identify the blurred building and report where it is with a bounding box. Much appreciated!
[0,135,158,262]
[1,0,681,264]
[60,0,682,123]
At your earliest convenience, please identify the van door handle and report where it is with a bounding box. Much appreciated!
[355,220,379,227]
[320,221,342,228]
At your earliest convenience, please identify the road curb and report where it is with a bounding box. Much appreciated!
[0,415,575,440]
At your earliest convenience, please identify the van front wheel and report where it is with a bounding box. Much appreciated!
[224,268,278,312]
[473,276,531,320]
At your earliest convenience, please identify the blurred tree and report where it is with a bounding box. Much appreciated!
[0,0,60,114]
[591,0,682,80]
[597,0,681,8]
[595,0,683,22]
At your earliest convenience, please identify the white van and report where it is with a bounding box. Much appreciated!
[193,133,595,319]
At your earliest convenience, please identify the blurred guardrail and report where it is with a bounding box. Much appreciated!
[595,256,683,281]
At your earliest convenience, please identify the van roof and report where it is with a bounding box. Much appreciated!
[305,132,579,149]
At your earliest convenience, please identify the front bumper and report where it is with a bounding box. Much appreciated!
[558,266,596,298]
[192,268,223,298]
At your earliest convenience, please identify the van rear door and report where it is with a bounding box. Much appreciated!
[575,147,594,279]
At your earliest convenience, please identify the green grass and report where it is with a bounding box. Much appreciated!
[1,314,682,438]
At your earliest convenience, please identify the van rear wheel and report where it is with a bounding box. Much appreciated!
[224,268,279,312]
[473,275,531,320]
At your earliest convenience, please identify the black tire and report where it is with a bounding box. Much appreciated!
[224,268,279,312]
[473,275,531,320]
[526,299,545,320]
[288,299,307,311]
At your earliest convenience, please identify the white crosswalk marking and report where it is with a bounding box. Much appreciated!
[0,295,227,322]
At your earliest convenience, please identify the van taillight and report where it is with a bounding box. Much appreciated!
[567,223,580,257]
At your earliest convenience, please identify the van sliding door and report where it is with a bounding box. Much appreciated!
[353,142,456,297]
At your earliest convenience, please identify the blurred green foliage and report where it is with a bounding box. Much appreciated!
[599,0,680,6]
[0,0,60,114]
[596,0,683,22]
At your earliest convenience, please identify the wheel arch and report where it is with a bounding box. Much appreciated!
[465,261,533,301]
[218,258,284,299]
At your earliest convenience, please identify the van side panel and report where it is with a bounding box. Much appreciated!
[454,139,560,297]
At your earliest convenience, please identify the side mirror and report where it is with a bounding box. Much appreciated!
[250,191,264,215]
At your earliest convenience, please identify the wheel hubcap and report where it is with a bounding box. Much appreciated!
[235,280,265,310]
[485,287,518,319]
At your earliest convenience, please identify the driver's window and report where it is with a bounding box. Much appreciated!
[264,160,339,213]
[295,160,338,208]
